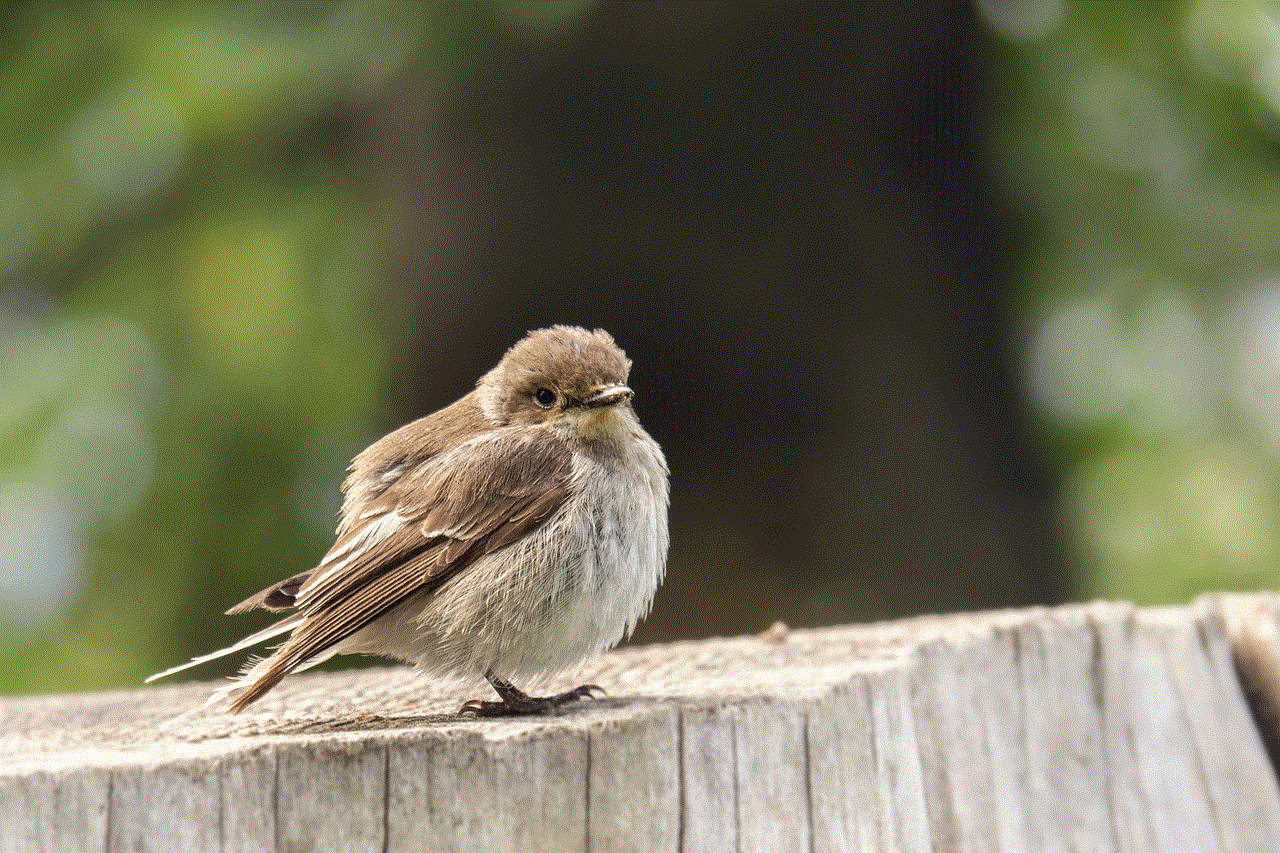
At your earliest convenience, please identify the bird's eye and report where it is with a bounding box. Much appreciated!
[534,388,557,408]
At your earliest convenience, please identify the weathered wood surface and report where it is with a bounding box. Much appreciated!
[4,595,1280,853]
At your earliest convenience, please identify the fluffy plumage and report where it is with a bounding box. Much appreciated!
[149,326,670,715]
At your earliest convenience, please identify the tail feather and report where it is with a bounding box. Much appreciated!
[225,650,302,713]
[207,645,340,713]
[145,615,303,684]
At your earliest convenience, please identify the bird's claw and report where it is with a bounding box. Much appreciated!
[457,683,606,717]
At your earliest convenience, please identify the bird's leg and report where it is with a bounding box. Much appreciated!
[458,671,604,717]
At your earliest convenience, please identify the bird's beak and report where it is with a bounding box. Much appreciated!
[585,385,634,408]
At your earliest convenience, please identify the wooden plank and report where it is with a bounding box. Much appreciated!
[0,769,108,853]
[220,748,276,853]
[2,598,1279,853]
[910,626,1006,853]
[1205,593,1280,771]
[1092,604,1157,853]
[866,666,931,853]
[588,704,680,852]
[387,722,589,852]
[679,705,738,853]
[806,677,878,853]
[108,760,222,853]
[804,667,931,853]
[1013,606,1113,853]
[275,740,386,853]
[733,699,809,853]
[1188,598,1280,849]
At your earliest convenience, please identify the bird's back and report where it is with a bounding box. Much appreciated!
[340,390,494,529]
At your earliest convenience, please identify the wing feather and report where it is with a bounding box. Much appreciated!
[224,428,571,712]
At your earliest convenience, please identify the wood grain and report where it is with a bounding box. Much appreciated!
[3,596,1280,852]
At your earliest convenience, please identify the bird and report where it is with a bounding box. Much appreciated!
[148,326,670,717]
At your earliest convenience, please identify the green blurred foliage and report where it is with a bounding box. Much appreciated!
[0,2,503,693]
[981,0,1280,603]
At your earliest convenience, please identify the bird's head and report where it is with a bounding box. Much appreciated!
[477,326,636,439]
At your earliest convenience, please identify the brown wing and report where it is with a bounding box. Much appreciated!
[226,428,572,712]
[338,391,492,534]
[226,392,494,618]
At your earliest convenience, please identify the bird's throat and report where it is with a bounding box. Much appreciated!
[562,406,630,445]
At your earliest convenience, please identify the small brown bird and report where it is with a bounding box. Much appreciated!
[150,326,670,716]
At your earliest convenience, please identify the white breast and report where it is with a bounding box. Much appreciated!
[346,420,670,684]
[550,430,670,667]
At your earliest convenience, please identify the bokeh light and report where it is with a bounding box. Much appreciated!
[992,0,1280,610]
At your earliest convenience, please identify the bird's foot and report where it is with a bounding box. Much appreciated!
[458,678,605,718]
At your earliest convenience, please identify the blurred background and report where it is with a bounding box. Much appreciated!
[3,0,1280,696]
